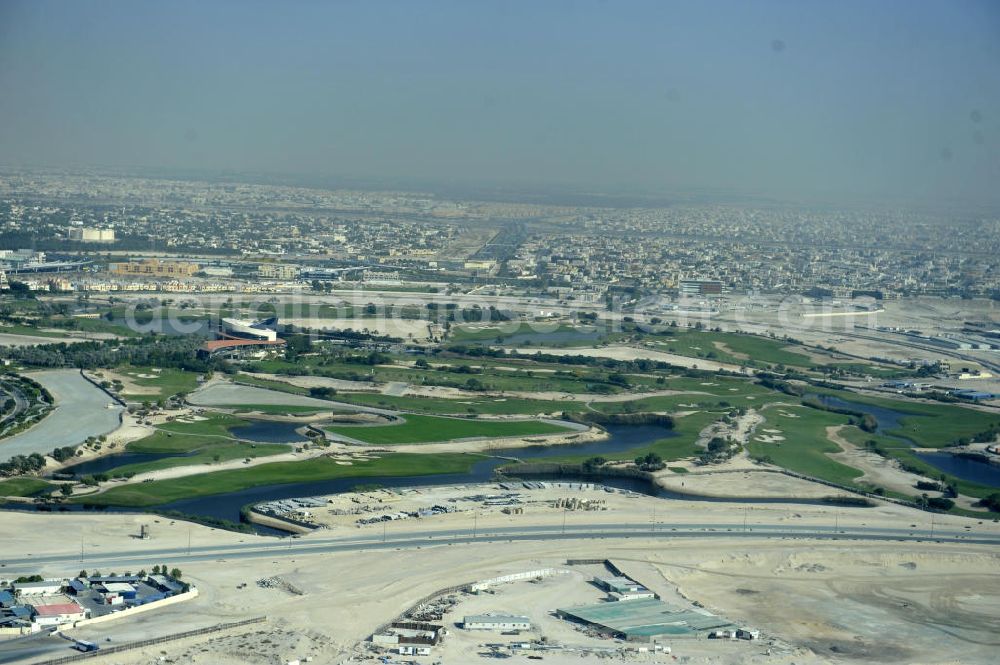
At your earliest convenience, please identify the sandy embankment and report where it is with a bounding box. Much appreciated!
[513,345,752,374]
[240,372,381,393]
[825,425,989,512]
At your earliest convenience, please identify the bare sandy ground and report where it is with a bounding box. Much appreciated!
[514,345,750,373]
[242,372,380,393]
[655,468,851,499]
[3,487,999,665]
[824,425,990,513]
[404,383,706,402]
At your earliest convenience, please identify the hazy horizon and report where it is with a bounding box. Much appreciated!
[1,0,998,208]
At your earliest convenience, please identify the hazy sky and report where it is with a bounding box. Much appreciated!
[1,0,998,206]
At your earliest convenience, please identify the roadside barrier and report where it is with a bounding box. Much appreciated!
[34,616,266,664]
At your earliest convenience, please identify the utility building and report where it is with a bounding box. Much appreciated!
[463,614,532,631]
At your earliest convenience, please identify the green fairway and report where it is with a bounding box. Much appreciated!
[811,387,1000,448]
[98,413,290,477]
[325,413,572,444]
[836,425,999,499]
[640,329,815,368]
[0,477,53,497]
[128,414,251,453]
[225,404,328,415]
[77,453,478,507]
[747,405,864,486]
[336,392,588,415]
[115,367,201,401]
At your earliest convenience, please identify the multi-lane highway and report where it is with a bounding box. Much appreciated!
[5,521,998,575]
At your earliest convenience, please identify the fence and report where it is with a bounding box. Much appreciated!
[35,616,266,665]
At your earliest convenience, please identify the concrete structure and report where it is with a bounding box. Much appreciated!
[220,317,279,342]
[258,263,301,280]
[594,576,645,594]
[68,226,116,243]
[463,614,532,631]
[198,337,285,360]
[680,279,724,296]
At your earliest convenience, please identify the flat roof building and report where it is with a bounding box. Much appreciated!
[13,581,64,597]
[594,576,645,594]
[31,602,88,627]
[109,259,198,278]
[463,614,532,631]
[557,598,733,641]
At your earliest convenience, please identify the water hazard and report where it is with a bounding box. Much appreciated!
[813,394,1000,486]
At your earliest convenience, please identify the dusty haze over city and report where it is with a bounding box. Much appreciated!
[1,2,999,665]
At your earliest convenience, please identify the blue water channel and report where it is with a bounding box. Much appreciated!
[813,394,1000,486]
[154,423,679,524]
[8,419,875,534]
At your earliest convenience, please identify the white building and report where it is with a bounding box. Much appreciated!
[68,227,116,243]
[31,602,89,627]
[463,614,532,631]
[13,581,64,597]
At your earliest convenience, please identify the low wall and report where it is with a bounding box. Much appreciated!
[245,510,315,535]
[73,588,198,628]
[468,568,569,592]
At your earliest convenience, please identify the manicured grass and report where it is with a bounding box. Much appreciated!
[747,405,865,486]
[87,413,290,477]
[226,404,328,415]
[325,413,572,444]
[592,377,786,414]
[117,367,201,401]
[336,392,588,415]
[129,414,250,453]
[837,425,999,499]
[450,322,604,344]
[77,453,478,507]
[245,355,630,394]
[0,477,53,497]
[637,329,814,368]
[0,324,69,338]
[103,442,289,477]
[812,387,1000,448]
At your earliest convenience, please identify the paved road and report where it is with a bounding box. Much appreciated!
[0,379,29,427]
[0,370,124,462]
[4,521,997,575]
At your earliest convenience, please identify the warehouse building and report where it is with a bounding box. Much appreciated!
[556,598,733,641]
